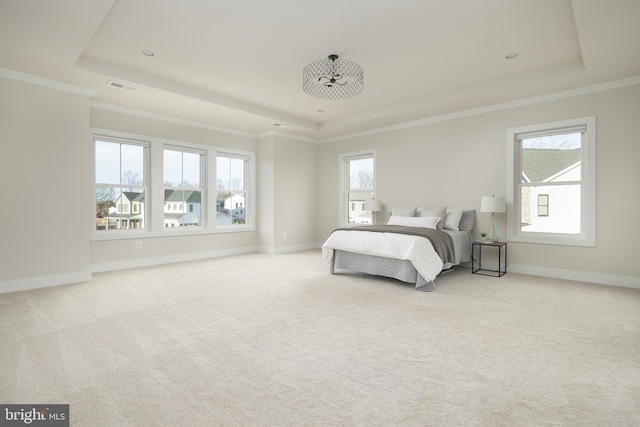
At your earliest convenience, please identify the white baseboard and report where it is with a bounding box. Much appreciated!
[258,243,320,255]
[0,271,92,294]
[475,259,640,289]
[91,246,259,273]
[0,245,319,294]
[507,263,640,289]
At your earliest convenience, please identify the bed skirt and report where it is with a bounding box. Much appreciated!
[331,250,435,292]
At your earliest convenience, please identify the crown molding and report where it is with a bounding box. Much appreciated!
[257,130,319,144]
[6,66,639,144]
[0,67,96,97]
[319,75,640,143]
[91,101,256,138]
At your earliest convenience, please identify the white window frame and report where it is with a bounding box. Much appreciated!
[338,149,377,227]
[91,128,255,240]
[93,134,149,234]
[506,116,596,247]
[162,145,206,231]
[215,151,252,229]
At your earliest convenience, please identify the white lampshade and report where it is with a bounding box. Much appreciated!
[480,196,506,213]
[364,198,382,212]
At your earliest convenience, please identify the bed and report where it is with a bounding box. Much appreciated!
[321,208,475,291]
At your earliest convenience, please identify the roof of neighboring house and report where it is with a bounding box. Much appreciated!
[164,189,202,203]
[164,213,184,219]
[119,191,145,202]
[218,193,245,202]
[178,212,200,224]
[521,148,581,183]
[186,191,201,203]
[164,212,198,223]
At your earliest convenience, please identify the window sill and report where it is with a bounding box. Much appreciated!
[507,233,595,247]
[90,225,255,241]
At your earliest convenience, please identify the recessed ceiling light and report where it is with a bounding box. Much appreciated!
[505,53,518,59]
[142,50,155,57]
[317,110,325,113]
[108,81,138,91]
[273,123,287,128]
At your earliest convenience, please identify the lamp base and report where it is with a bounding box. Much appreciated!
[487,214,500,242]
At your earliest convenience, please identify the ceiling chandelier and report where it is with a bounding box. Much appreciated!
[302,54,364,100]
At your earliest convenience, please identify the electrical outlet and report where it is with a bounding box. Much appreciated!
[135,241,142,249]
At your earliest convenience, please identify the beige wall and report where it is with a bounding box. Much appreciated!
[0,78,91,283]
[257,134,318,252]
[272,135,318,251]
[257,134,275,250]
[318,84,640,283]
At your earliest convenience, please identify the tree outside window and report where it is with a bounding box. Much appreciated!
[94,139,146,231]
[340,151,376,225]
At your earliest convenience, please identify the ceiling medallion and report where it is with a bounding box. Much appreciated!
[302,54,364,100]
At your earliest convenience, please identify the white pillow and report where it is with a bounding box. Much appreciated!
[444,208,464,231]
[391,207,416,217]
[417,206,447,229]
[387,215,440,229]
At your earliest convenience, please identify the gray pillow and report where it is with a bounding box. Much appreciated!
[458,210,476,232]
[391,207,417,217]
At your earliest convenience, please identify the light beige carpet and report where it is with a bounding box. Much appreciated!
[1,250,639,426]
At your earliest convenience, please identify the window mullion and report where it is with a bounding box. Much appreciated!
[520,180,582,187]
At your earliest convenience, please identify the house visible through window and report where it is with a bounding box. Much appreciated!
[163,148,204,228]
[94,138,147,231]
[216,154,248,226]
[507,117,595,246]
[339,150,376,225]
[93,129,255,237]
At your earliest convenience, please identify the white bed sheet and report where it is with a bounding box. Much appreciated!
[321,230,443,283]
[445,229,474,265]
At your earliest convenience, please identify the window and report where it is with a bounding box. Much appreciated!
[93,129,255,238]
[94,138,147,231]
[339,150,376,225]
[216,154,249,226]
[507,117,595,246]
[163,148,205,228]
[537,194,549,217]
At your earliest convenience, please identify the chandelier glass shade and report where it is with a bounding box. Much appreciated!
[302,54,364,100]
